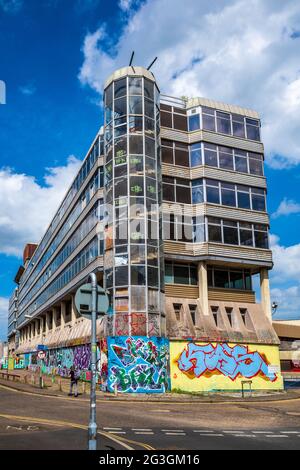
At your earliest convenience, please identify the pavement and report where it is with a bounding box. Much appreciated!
[1,377,300,450]
[1,370,300,403]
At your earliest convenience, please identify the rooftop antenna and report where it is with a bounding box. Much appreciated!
[147,57,158,71]
[129,51,135,73]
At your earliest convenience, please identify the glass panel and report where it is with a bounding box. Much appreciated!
[252,194,266,211]
[202,113,215,131]
[216,112,231,134]
[165,263,173,283]
[240,229,253,246]
[128,77,142,95]
[175,149,189,166]
[114,97,127,118]
[206,185,220,204]
[237,191,251,209]
[221,185,236,207]
[249,157,263,175]
[192,183,204,203]
[162,146,173,164]
[114,78,127,99]
[129,116,143,133]
[115,266,128,286]
[204,149,218,166]
[219,151,234,170]
[145,98,154,118]
[223,226,239,245]
[190,145,202,166]
[173,114,187,131]
[161,111,172,128]
[208,224,222,242]
[214,270,230,288]
[131,265,146,285]
[254,230,269,248]
[129,135,143,154]
[174,265,189,284]
[176,185,191,204]
[234,155,247,173]
[144,79,154,100]
[130,245,145,264]
[188,114,200,131]
[128,96,143,115]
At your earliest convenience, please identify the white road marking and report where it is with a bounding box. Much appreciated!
[132,428,152,431]
[193,430,215,433]
[165,432,186,436]
[198,433,224,437]
[265,435,288,438]
[223,431,245,434]
[252,431,273,434]
[134,432,154,435]
[280,431,299,434]
[103,427,123,430]
[161,429,184,432]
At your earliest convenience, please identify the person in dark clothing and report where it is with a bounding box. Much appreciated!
[68,366,78,397]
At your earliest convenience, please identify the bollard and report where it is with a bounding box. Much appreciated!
[58,378,62,392]
[82,381,86,395]
[114,383,118,397]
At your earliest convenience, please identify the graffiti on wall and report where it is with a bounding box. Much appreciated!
[108,336,169,393]
[177,343,277,382]
[170,341,283,392]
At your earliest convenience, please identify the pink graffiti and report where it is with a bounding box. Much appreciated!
[177,343,277,382]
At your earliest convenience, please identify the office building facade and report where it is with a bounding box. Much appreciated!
[8,66,283,392]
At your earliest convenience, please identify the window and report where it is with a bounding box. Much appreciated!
[189,304,197,325]
[174,265,189,284]
[161,111,172,128]
[173,303,182,322]
[202,107,215,131]
[249,153,263,175]
[237,185,251,209]
[162,177,191,204]
[129,116,143,134]
[211,306,219,327]
[251,188,266,211]
[114,97,127,118]
[219,146,234,170]
[214,270,230,288]
[207,217,222,243]
[223,220,239,245]
[239,222,253,246]
[174,143,189,167]
[246,118,260,141]
[221,182,236,207]
[173,113,187,131]
[192,180,204,203]
[190,143,202,166]
[216,111,231,134]
[114,78,127,99]
[234,150,248,173]
[206,179,220,204]
[226,307,233,327]
[204,143,218,166]
[128,96,143,115]
[128,77,142,95]
[232,114,245,138]
[189,114,200,131]
[254,224,269,248]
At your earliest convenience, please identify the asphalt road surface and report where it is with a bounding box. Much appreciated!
[1,384,300,450]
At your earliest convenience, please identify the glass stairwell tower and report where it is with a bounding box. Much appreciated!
[103,67,166,338]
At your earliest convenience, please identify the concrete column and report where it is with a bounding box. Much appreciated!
[260,268,272,321]
[198,261,209,316]
[71,294,78,324]
[61,301,66,327]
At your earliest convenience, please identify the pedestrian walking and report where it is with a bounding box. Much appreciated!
[68,366,79,397]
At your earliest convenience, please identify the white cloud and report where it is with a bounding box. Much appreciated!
[269,234,300,320]
[79,0,300,167]
[272,198,300,218]
[271,286,300,320]
[0,297,8,341]
[0,156,81,257]
[19,84,36,96]
[0,0,22,14]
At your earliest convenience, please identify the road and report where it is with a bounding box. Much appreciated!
[0,384,300,450]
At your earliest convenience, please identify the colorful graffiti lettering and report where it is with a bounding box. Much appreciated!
[177,343,277,382]
[108,336,169,393]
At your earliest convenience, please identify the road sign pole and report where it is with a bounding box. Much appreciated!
[88,272,98,451]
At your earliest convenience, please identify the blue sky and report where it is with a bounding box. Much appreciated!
[0,0,300,339]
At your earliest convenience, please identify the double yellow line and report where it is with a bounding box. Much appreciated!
[0,413,154,451]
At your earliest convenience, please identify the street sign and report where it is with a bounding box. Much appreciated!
[37,351,46,360]
[75,283,109,320]
[37,345,48,351]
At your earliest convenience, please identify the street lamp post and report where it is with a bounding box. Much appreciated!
[88,272,98,451]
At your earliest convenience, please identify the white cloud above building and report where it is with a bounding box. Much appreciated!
[79,0,300,168]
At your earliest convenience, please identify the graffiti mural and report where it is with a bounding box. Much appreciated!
[107,336,169,393]
[170,341,283,392]
[177,343,277,381]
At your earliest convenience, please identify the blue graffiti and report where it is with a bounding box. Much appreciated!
[108,336,169,393]
[177,343,277,382]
